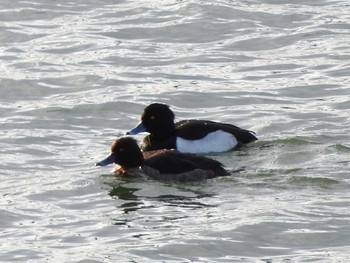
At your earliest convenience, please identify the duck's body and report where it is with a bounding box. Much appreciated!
[127,103,257,153]
[96,137,229,182]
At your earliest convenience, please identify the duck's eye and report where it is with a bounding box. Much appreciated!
[119,148,124,152]
[150,115,155,120]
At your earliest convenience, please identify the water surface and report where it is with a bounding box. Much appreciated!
[1,0,350,262]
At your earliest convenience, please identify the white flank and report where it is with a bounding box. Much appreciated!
[176,130,238,153]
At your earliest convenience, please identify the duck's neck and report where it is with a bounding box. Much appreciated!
[121,151,144,171]
[153,122,176,139]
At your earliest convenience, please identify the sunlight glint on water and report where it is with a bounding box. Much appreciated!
[0,0,349,262]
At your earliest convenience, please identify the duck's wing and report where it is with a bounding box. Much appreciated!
[144,151,228,178]
[176,119,257,143]
[142,166,218,182]
[144,152,198,174]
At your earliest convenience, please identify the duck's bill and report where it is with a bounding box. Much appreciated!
[96,153,115,166]
[126,122,146,135]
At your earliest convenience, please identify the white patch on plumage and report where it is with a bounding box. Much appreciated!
[176,130,238,153]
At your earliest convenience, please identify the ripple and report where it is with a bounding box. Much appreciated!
[1,0,350,262]
[287,175,340,186]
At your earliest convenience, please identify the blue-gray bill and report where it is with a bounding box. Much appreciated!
[95,153,115,166]
[126,122,147,135]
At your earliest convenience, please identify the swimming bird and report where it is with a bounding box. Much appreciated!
[96,137,229,182]
[126,103,257,153]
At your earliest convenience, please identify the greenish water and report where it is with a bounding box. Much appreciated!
[0,0,349,262]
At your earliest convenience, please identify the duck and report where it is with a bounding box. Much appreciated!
[95,137,229,182]
[126,103,257,153]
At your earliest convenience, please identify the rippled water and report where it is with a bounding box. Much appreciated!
[1,0,350,262]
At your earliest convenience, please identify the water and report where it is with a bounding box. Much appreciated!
[1,0,349,262]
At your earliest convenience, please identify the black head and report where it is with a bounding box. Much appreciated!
[110,137,144,170]
[141,103,176,139]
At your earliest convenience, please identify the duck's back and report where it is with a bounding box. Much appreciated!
[176,119,257,144]
[143,151,228,180]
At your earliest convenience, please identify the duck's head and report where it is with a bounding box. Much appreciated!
[96,137,144,170]
[127,103,176,138]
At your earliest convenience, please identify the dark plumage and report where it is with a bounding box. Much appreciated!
[96,137,229,182]
[126,103,257,153]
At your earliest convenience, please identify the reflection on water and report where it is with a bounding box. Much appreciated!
[1,0,350,261]
[104,174,219,214]
[108,183,140,201]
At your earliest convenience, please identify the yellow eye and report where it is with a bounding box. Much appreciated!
[150,115,155,120]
